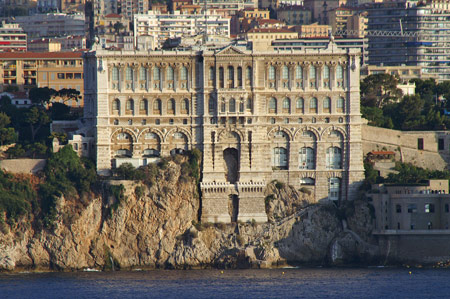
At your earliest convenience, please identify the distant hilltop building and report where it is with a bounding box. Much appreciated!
[366,0,450,82]
[12,13,85,39]
[133,11,231,49]
[81,38,364,223]
[0,22,27,52]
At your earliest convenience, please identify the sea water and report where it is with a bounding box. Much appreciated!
[1,268,449,298]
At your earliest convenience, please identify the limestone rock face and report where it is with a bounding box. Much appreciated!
[0,162,378,271]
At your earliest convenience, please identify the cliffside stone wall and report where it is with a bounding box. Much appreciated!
[0,159,46,174]
[362,124,450,170]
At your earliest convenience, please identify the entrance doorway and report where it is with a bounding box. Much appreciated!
[223,148,239,183]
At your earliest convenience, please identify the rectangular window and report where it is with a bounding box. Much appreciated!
[74,73,82,79]
[407,204,417,213]
[425,203,435,213]
[66,73,74,79]
[51,73,55,80]
[57,73,65,79]
[418,138,424,150]
[43,73,47,80]
[438,138,444,151]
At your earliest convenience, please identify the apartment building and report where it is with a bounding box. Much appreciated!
[134,12,231,49]
[0,52,84,107]
[13,13,85,39]
[0,22,27,52]
[366,0,450,82]
[191,0,257,17]
[276,5,312,25]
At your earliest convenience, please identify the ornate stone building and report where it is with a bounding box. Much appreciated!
[83,40,364,223]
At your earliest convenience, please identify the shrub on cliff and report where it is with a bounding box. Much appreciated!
[38,145,97,227]
[0,170,36,224]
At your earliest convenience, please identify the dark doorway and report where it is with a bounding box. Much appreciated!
[223,147,239,183]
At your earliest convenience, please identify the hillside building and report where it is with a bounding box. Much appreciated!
[82,39,364,223]
[0,22,27,53]
[366,0,450,82]
[0,52,84,108]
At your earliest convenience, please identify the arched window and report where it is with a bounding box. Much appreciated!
[282,98,290,113]
[323,97,331,113]
[139,67,147,81]
[295,97,304,110]
[153,67,160,80]
[181,98,189,114]
[140,99,148,113]
[126,67,133,81]
[153,99,161,114]
[166,66,174,80]
[228,66,234,80]
[328,178,340,201]
[326,147,342,169]
[168,98,175,114]
[229,98,236,113]
[219,67,224,88]
[269,97,277,113]
[310,97,317,113]
[299,147,315,169]
[337,97,345,113]
[239,100,244,113]
[126,98,134,112]
[180,66,188,81]
[336,65,344,79]
[282,65,289,80]
[209,96,215,113]
[112,67,119,81]
[300,177,315,185]
[237,66,242,82]
[296,66,302,79]
[221,100,226,113]
[209,66,214,80]
[269,65,275,80]
[309,65,316,79]
[246,66,252,81]
[246,98,252,110]
[272,147,288,169]
[112,99,120,112]
[323,65,330,79]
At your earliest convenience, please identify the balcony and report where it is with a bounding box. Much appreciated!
[23,64,37,69]
[3,64,16,70]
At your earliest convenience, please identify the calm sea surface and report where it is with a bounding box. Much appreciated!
[1,268,449,298]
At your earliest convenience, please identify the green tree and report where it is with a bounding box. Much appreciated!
[0,128,17,146]
[113,22,126,34]
[361,106,394,129]
[5,144,25,158]
[26,142,48,158]
[29,87,57,106]
[50,102,71,120]
[24,107,50,142]
[0,112,17,146]
[361,74,403,108]
[55,88,81,104]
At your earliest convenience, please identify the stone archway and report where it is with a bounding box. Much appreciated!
[223,147,239,184]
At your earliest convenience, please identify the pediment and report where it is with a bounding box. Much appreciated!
[216,45,245,55]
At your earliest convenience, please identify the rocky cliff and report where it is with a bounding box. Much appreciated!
[0,161,380,271]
